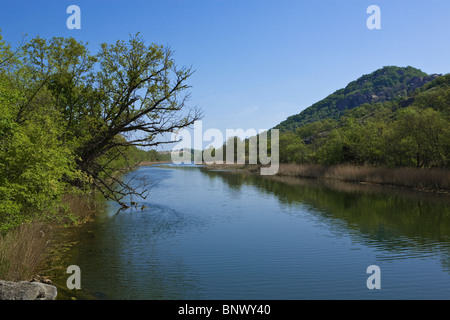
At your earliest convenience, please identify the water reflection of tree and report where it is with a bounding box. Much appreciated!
[201,169,450,273]
[60,201,204,299]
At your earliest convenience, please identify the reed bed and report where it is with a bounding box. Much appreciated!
[277,163,450,191]
[0,193,102,281]
[0,222,50,281]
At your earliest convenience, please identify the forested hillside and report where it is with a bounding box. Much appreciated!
[207,66,449,170]
[277,71,450,168]
[275,66,440,132]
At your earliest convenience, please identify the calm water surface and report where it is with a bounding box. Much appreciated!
[54,164,450,299]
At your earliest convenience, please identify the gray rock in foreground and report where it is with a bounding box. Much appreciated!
[0,280,57,300]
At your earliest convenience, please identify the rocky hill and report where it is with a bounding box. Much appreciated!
[275,66,440,132]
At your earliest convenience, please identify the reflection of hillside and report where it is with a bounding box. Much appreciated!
[201,168,450,271]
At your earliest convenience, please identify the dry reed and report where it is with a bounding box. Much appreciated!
[61,193,100,225]
[0,222,50,281]
[277,163,450,191]
[0,193,102,281]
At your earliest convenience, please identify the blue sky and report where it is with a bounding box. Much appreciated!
[1,0,450,148]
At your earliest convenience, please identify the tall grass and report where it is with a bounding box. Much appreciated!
[0,222,50,281]
[0,192,102,281]
[277,164,450,191]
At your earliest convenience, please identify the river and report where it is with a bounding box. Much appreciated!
[51,163,450,299]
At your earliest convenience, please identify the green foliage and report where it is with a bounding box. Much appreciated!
[0,31,195,231]
[295,119,338,140]
[392,107,449,167]
[0,75,79,232]
[275,66,437,132]
[277,72,450,169]
[279,132,308,163]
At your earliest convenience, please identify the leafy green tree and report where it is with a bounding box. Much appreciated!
[279,132,308,163]
[0,67,79,232]
[19,33,201,205]
[392,107,448,168]
[315,128,345,165]
[0,31,201,230]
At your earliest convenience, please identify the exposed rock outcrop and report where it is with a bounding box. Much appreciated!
[0,280,57,300]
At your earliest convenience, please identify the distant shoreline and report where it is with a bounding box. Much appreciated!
[198,162,450,194]
[138,160,449,193]
[137,161,172,166]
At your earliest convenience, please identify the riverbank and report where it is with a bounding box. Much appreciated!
[137,160,172,166]
[200,163,450,193]
[0,192,103,283]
